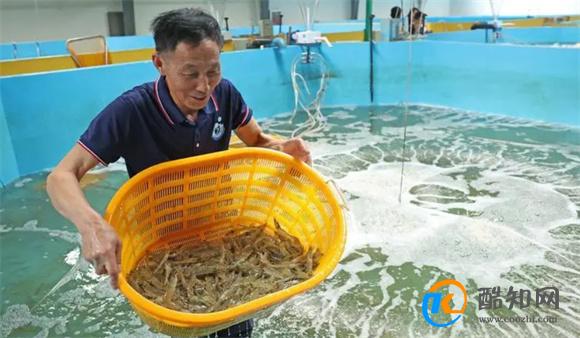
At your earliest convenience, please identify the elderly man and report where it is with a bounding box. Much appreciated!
[47,8,311,338]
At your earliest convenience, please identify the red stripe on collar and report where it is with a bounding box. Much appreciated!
[211,94,219,112]
[154,78,175,126]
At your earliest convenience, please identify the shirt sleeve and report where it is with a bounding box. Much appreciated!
[228,81,253,130]
[78,96,130,165]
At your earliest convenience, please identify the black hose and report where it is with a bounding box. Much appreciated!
[279,14,283,34]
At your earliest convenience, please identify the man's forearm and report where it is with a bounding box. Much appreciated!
[47,171,103,234]
[251,132,283,150]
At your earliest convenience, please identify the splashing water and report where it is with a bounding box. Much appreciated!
[1,105,578,337]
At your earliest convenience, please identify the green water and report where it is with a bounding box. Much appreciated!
[1,105,579,337]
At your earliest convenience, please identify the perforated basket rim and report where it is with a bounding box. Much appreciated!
[104,147,346,328]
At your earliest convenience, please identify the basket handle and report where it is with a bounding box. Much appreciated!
[325,178,349,211]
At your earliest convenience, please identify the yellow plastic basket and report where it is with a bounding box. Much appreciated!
[104,148,346,337]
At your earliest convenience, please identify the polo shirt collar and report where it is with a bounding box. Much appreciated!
[154,76,219,126]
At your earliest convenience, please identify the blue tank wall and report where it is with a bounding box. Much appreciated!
[1,16,558,60]
[0,40,67,60]
[0,99,19,185]
[0,36,157,60]
[1,41,578,183]
[374,40,579,125]
[426,27,580,44]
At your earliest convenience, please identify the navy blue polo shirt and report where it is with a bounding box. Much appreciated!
[78,76,253,177]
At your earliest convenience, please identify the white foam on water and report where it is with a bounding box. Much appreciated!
[262,246,397,337]
[310,131,385,161]
[13,177,33,188]
[257,105,580,336]
[23,219,38,229]
[3,105,579,337]
[326,110,357,120]
[5,220,80,244]
[88,159,127,174]
[337,161,577,287]
[64,247,80,266]
[0,304,67,338]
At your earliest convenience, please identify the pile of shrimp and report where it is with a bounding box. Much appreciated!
[127,221,321,313]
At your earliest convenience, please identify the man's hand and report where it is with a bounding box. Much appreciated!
[276,138,312,165]
[47,144,122,289]
[80,219,122,289]
[236,119,312,165]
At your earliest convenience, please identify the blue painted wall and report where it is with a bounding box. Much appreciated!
[501,27,580,44]
[426,27,580,44]
[427,15,529,23]
[0,36,157,60]
[106,35,155,51]
[0,46,302,182]
[3,22,577,60]
[1,41,578,183]
[0,40,68,60]
[0,98,19,185]
[0,22,373,60]
[375,41,579,125]
[2,15,563,60]
[0,63,158,177]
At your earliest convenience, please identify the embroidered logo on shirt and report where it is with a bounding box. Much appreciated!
[212,116,225,141]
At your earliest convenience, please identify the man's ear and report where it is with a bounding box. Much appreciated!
[152,53,166,75]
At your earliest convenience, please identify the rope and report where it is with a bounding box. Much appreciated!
[398,0,417,203]
[290,0,327,138]
[289,50,329,138]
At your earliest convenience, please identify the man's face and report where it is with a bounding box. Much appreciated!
[154,39,221,116]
